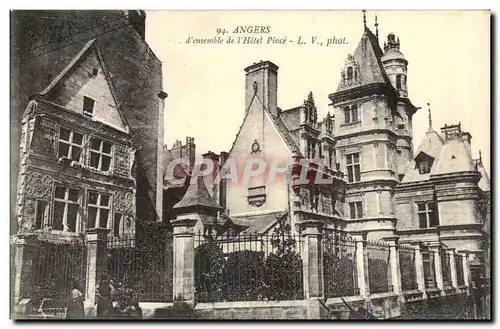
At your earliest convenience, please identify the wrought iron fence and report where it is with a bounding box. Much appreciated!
[399,244,418,291]
[422,248,437,289]
[366,240,392,294]
[194,231,304,303]
[456,255,465,286]
[106,234,173,302]
[441,250,452,288]
[323,232,359,298]
[29,237,87,313]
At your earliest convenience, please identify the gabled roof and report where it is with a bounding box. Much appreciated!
[36,39,131,133]
[336,27,392,92]
[228,89,301,156]
[173,176,223,211]
[238,213,280,235]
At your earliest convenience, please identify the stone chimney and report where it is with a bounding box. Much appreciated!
[440,123,462,140]
[201,151,220,203]
[244,60,279,117]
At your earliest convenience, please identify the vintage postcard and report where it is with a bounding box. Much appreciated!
[10,10,490,320]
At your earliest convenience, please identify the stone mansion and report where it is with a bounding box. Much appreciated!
[169,19,490,280]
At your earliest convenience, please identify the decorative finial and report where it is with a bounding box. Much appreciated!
[375,14,379,40]
[479,150,482,163]
[362,10,367,30]
[427,102,432,127]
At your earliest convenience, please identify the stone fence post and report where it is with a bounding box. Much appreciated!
[387,237,402,296]
[300,220,324,300]
[172,218,197,308]
[353,233,369,298]
[459,250,471,293]
[429,245,444,293]
[11,233,38,315]
[84,227,109,316]
[448,249,458,289]
[411,242,426,297]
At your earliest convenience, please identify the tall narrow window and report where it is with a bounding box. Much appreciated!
[113,213,122,237]
[88,192,110,229]
[346,153,361,183]
[90,138,113,171]
[347,67,353,80]
[396,75,402,90]
[344,106,351,124]
[58,127,83,162]
[53,185,80,232]
[349,201,363,219]
[35,200,49,230]
[351,105,359,122]
[417,202,438,228]
[83,96,95,118]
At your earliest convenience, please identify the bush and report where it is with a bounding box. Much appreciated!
[194,242,226,302]
[324,253,357,297]
[262,213,303,300]
[223,250,265,301]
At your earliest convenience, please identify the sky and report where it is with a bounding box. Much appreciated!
[145,10,490,174]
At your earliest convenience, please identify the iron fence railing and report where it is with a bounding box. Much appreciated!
[366,240,393,294]
[106,234,173,302]
[422,248,437,289]
[194,232,304,302]
[28,238,87,313]
[323,233,359,298]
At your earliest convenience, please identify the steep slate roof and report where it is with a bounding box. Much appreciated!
[336,27,392,92]
[238,212,280,235]
[36,39,131,133]
[173,176,223,211]
[433,137,476,175]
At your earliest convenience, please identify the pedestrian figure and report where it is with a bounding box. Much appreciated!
[122,297,143,319]
[96,274,114,318]
[66,279,85,319]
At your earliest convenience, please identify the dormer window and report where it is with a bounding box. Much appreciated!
[415,152,434,175]
[418,160,430,174]
[83,96,95,118]
[347,67,353,80]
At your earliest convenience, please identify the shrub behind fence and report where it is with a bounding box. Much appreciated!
[194,232,304,303]
[456,256,465,286]
[106,234,173,302]
[366,241,392,294]
[441,250,452,288]
[399,245,417,291]
[323,233,358,298]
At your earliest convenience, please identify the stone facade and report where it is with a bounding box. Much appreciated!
[15,40,136,240]
[11,10,164,233]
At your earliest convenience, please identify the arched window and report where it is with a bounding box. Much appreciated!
[347,67,353,80]
[354,71,358,80]
[351,105,359,122]
[396,75,402,90]
[344,106,351,124]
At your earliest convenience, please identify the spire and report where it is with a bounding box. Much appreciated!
[427,102,433,131]
[374,14,379,40]
[362,10,367,31]
[479,150,482,163]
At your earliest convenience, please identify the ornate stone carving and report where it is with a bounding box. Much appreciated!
[321,192,332,214]
[114,143,130,177]
[115,190,134,213]
[300,187,310,209]
[23,171,53,201]
[19,199,37,232]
